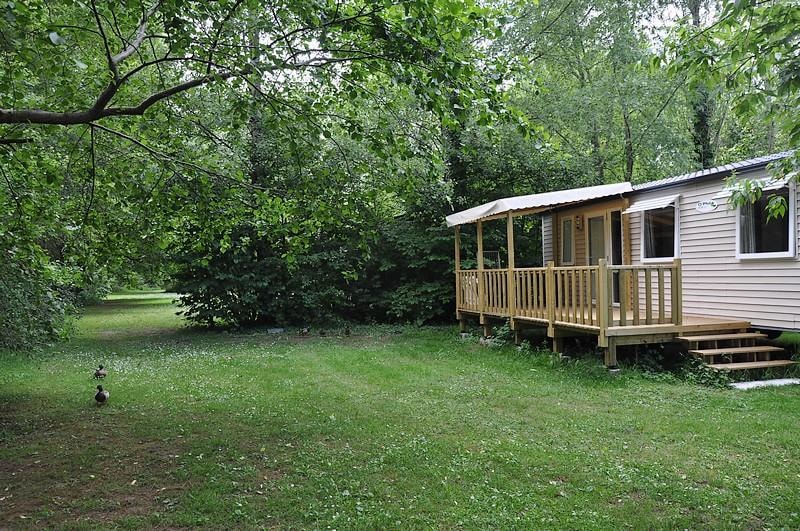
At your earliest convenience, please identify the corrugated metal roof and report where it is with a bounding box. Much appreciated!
[632,151,793,192]
[445,182,632,227]
[444,152,794,227]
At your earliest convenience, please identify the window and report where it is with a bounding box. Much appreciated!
[624,194,680,262]
[561,218,574,265]
[642,205,678,261]
[737,185,795,259]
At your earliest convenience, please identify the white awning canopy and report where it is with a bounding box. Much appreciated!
[712,176,792,199]
[445,182,632,227]
[622,194,680,214]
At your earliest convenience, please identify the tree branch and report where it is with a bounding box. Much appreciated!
[206,0,243,74]
[90,0,119,81]
[0,68,247,125]
[92,123,268,192]
[112,2,160,65]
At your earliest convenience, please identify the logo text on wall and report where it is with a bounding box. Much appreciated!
[696,199,718,213]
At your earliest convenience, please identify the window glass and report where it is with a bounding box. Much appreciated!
[643,206,675,259]
[561,219,573,264]
[740,187,790,254]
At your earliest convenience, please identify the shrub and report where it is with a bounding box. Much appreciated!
[0,247,74,350]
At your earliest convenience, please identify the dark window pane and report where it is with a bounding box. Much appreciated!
[643,206,675,258]
[740,188,790,254]
[611,211,622,302]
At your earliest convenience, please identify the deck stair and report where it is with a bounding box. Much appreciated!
[678,331,796,371]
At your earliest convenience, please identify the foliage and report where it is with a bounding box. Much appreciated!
[677,355,732,388]
[498,0,697,184]
[1,0,508,339]
[668,0,800,146]
[0,245,74,349]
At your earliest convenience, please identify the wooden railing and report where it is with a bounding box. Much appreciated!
[513,268,548,321]
[552,265,602,328]
[610,263,682,327]
[455,259,682,332]
[482,269,508,315]
[456,270,480,312]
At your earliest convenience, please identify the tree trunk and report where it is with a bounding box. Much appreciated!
[590,127,604,183]
[622,106,634,181]
[248,28,266,187]
[686,0,715,169]
[767,118,776,152]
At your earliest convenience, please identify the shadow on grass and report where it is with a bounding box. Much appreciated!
[0,390,291,529]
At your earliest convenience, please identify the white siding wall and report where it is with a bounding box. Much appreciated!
[629,168,800,330]
[542,215,554,264]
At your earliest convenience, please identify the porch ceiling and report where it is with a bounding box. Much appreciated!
[445,182,632,227]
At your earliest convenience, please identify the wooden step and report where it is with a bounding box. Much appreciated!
[709,360,797,371]
[689,346,784,358]
[678,333,767,342]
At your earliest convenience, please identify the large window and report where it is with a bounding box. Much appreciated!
[642,205,678,260]
[737,185,795,258]
[561,218,574,265]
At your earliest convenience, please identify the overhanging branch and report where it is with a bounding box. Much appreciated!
[0,69,246,125]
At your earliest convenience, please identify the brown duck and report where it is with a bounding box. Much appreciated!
[95,385,109,405]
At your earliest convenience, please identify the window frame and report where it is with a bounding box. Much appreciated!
[735,181,796,260]
[560,217,575,265]
[639,200,680,263]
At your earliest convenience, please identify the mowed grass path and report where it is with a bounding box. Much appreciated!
[1,293,799,529]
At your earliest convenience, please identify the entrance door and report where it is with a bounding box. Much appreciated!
[587,215,605,301]
[587,212,623,302]
[588,215,605,266]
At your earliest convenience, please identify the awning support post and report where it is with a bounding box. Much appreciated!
[506,212,516,329]
[477,220,485,327]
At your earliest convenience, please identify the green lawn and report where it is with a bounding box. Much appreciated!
[1,293,799,529]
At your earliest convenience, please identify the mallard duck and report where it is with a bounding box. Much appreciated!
[299,327,310,336]
[344,326,351,337]
[95,385,109,405]
[94,364,107,379]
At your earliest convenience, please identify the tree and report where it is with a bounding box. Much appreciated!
[668,0,799,216]
[678,0,717,168]
[498,0,695,185]
[1,1,498,128]
[0,0,508,343]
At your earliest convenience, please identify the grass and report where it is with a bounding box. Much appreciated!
[777,331,800,356]
[1,293,800,529]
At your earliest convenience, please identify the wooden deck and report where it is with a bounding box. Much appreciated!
[455,260,751,367]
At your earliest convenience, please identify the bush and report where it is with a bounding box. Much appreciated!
[0,247,74,350]
[171,184,460,328]
[677,355,732,388]
[171,223,362,327]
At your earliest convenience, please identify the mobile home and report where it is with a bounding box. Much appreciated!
[447,152,798,370]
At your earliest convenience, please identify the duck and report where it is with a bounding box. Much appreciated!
[299,327,310,336]
[95,385,109,405]
[94,364,107,379]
